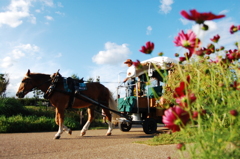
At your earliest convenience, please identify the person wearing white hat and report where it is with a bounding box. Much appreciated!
[123,59,136,96]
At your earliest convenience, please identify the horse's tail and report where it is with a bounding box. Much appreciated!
[107,88,118,111]
[107,88,120,124]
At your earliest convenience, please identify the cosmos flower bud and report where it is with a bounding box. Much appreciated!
[201,24,209,31]
[230,25,239,34]
[229,110,238,116]
[192,111,198,119]
[176,143,186,150]
[220,46,225,50]
[158,52,164,56]
[210,34,220,43]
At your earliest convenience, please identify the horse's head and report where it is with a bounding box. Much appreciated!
[16,69,35,98]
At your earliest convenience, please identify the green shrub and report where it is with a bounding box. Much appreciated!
[64,117,81,130]
[0,115,58,133]
[25,105,55,118]
[0,98,107,133]
[0,98,27,116]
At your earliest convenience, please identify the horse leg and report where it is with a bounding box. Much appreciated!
[80,107,94,136]
[54,108,65,139]
[63,124,72,135]
[105,110,113,136]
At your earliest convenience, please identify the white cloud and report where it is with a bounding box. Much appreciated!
[0,0,32,28]
[192,18,237,49]
[0,43,64,97]
[35,9,41,13]
[57,2,63,8]
[219,10,229,15]
[88,65,126,97]
[29,15,36,24]
[92,42,131,65]
[16,43,40,54]
[45,15,53,20]
[40,0,54,7]
[159,0,174,14]
[12,49,25,59]
[0,0,60,27]
[0,57,14,68]
[55,11,65,16]
[146,26,152,35]
[180,18,191,25]
[55,53,62,58]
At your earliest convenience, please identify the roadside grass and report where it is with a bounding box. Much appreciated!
[135,127,196,146]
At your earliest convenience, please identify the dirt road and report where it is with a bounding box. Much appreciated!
[0,126,179,159]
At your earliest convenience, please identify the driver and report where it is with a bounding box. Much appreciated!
[123,59,136,96]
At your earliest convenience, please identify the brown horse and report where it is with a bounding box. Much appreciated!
[16,70,118,139]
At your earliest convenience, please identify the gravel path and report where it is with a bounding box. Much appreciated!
[0,126,180,159]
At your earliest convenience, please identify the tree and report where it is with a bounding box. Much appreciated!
[33,88,44,99]
[86,77,94,83]
[0,74,9,97]
[71,74,80,80]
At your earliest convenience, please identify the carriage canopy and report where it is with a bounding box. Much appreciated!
[135,56,178,77]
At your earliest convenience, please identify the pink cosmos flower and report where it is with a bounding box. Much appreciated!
[179,56,186,63]
[175,93,197,108]
[139,41,154,54]
[226,49,240,62]
[173,81,186,98]
[173,75,190,99]
[195,47,207,56]
[210,34,220,43]
[180,9,225,24]
[230,81,240,90]
[162,106,190,132]
[173,76,196,107]
[210,56,226,64]
[174,30,200,49]
[206,43,215,54]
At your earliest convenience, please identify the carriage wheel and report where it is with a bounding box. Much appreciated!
[142,118,157,134]
[118,121,132,132]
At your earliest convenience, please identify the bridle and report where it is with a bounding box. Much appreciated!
[16,70,60,97]
[17,77,53,98]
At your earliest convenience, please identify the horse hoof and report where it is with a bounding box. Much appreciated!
[80,132,86,136]
[106,132,111,136]
[54,136,61,139]
[68,130,72,135]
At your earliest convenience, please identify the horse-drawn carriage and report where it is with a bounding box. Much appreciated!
[16,56,176,139]
[116,56,177,134]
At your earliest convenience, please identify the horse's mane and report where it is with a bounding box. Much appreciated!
[26,73,50,79]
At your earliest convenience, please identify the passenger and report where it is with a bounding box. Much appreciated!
[123,59,136,97]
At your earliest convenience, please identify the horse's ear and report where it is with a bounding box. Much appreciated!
[27,69,30,76]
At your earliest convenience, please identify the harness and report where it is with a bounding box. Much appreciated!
[44,70,85,109]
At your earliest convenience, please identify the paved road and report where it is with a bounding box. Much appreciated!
[0,126,180,159]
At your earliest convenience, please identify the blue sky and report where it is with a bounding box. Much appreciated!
[0,0,240,97]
